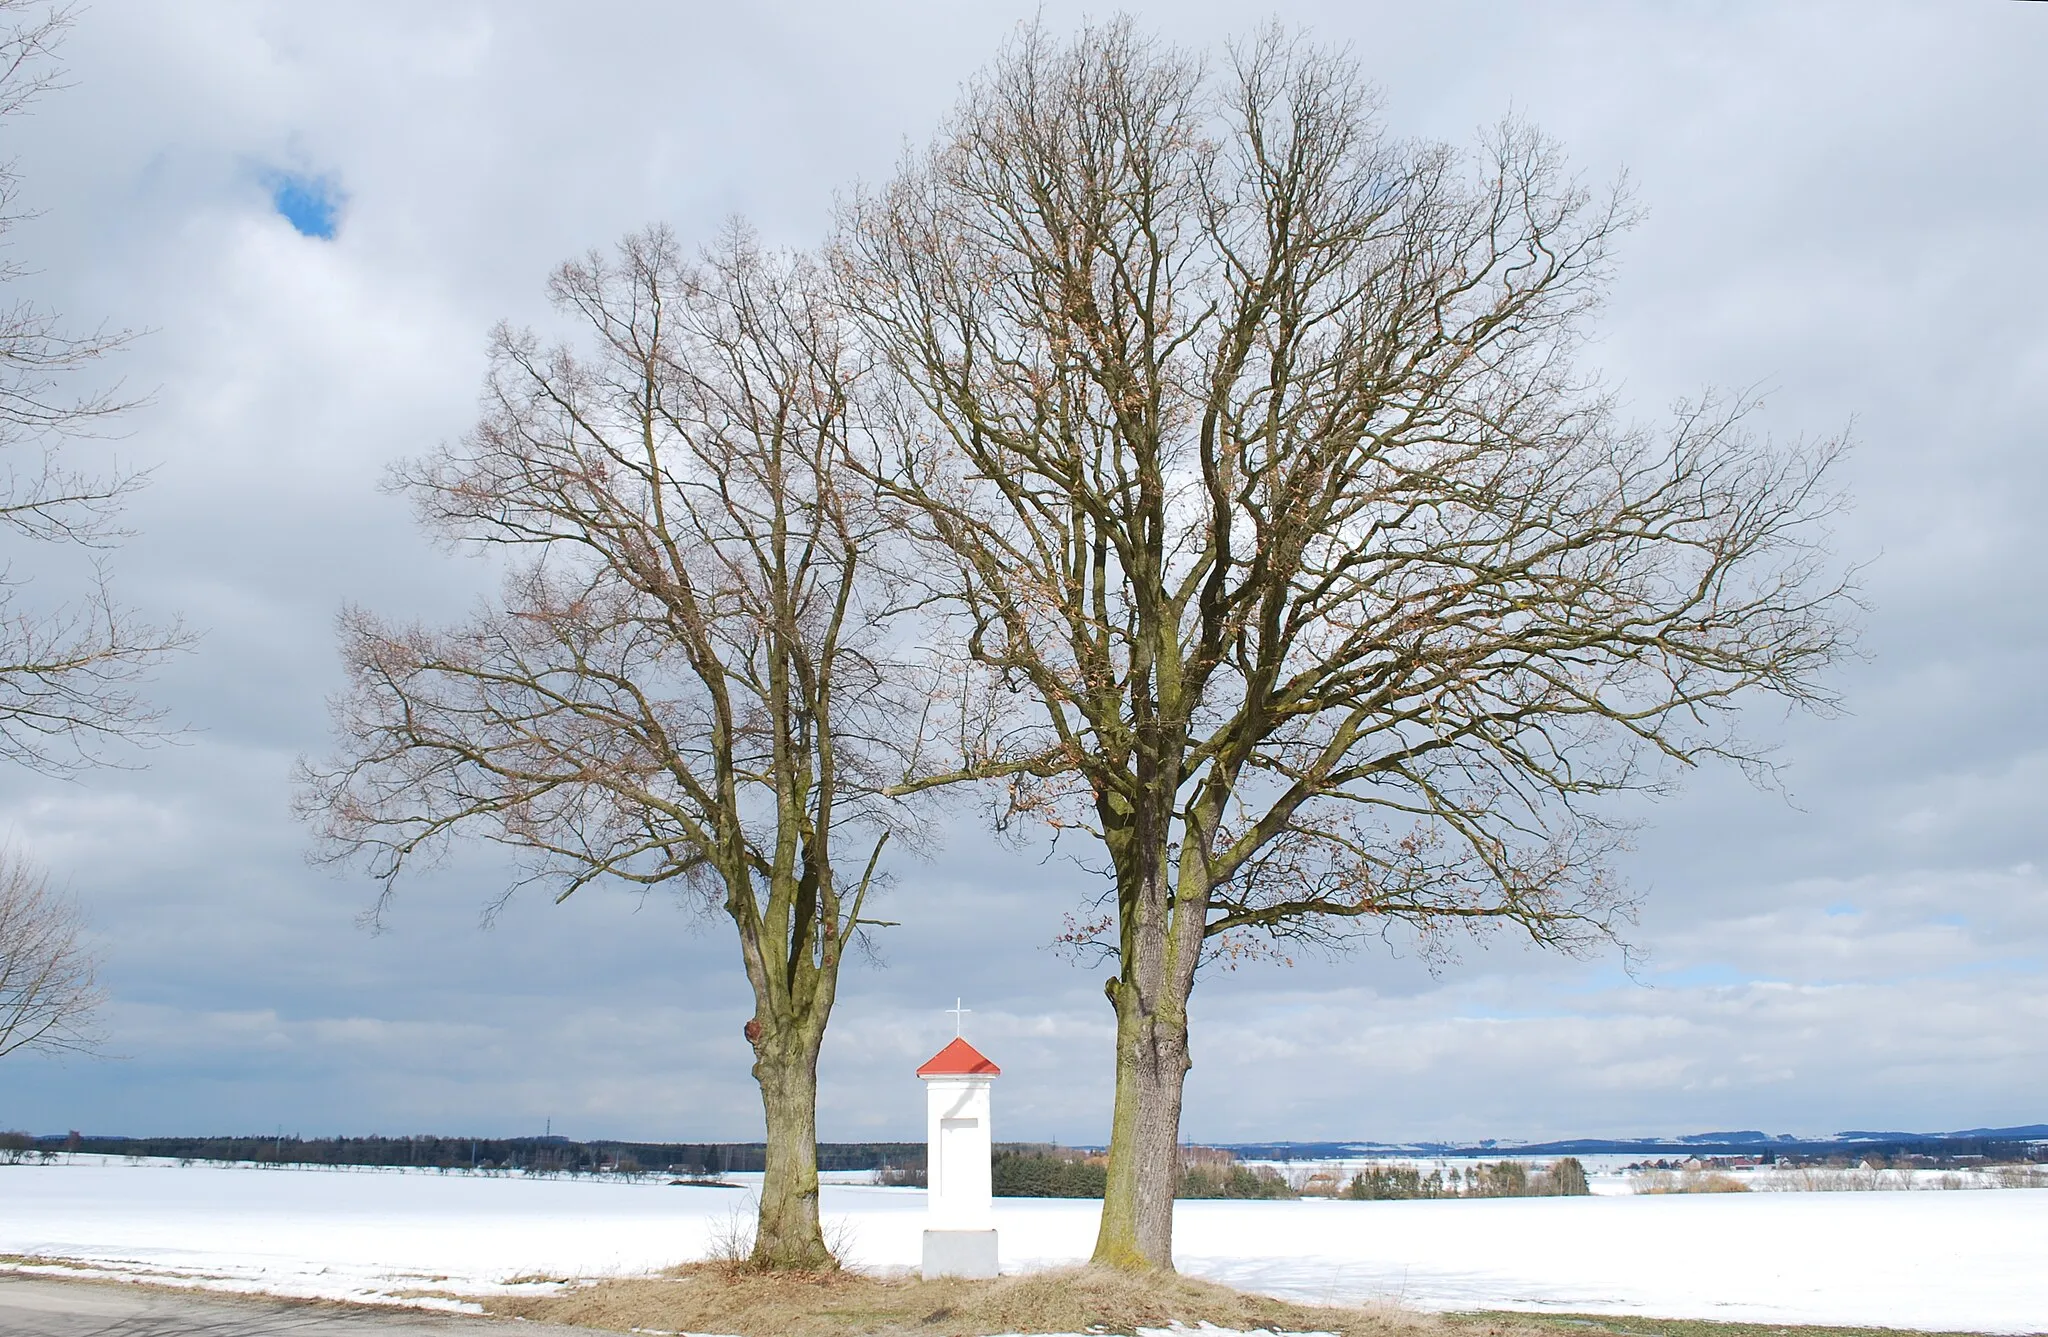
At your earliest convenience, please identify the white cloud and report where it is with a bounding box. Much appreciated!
[0,0,2041,1147]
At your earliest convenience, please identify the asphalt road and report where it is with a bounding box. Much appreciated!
[0,1277,600,1337]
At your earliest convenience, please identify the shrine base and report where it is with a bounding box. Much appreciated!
[921,1228,999,1279]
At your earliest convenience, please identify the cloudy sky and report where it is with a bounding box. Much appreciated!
[3,0,2043,1147]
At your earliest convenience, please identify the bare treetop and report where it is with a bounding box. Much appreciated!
[313,225,924,914]
[845,20,1850,960]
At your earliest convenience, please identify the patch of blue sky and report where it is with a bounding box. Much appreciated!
[1824,902,1859,917]
[262,169,344,239]
[1649,962,1761,989]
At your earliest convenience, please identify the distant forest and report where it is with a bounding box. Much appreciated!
[33,1132,928,1176]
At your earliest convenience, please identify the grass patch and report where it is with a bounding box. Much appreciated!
[0,1254,102,1271]
[484,1261,1538,1336]
[1632,1171,1751,1195]
[1465,1313,2031,1337]
[483,1263,2034,1337]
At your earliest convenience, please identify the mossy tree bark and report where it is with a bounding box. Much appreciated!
[726,788,889,1270]
[843,19,1853,1270]
[749,1015,830,1268]
[1094,974,1193,1267]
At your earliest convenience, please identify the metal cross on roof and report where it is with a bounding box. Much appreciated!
[947,997,970,1036]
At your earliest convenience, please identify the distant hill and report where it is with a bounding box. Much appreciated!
[1215,1124,2048,1163]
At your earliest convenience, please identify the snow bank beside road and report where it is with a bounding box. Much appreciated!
[2,1159,2045,1332]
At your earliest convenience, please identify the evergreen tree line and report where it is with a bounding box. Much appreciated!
[985,1152,1591,1201]
[1343,1158,1591,1200]
[986,1151,1320,1201]
[34,1133,922,1176]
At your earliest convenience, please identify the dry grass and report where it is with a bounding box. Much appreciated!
[1633,1171,1751,1194]
[484,1261,1550,1337]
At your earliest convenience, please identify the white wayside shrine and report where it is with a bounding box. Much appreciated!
[917,1023,1001,1280]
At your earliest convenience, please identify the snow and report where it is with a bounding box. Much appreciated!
[3,1158,2047,1333]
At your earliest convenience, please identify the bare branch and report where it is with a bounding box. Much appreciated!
[0,845,102,1059]
[0,1,185,774]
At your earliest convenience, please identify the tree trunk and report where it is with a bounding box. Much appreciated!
[1091,978,1193,1269]
[751,1027,833,1270]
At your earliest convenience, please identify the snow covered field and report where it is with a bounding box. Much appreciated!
[3,1158,2046,1333]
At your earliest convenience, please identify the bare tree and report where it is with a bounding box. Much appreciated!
[839,20,1854,1269]
[298,223,925,1271]
[0,1,187,774]
[0,846,101,1058]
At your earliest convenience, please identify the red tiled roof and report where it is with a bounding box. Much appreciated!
[916,1036,1001,1076]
